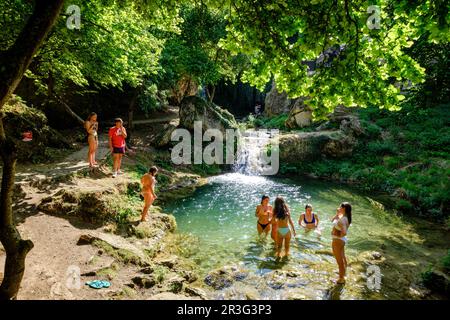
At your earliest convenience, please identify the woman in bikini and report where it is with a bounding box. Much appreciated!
[273,197,296,258]
[140,166,158,222]
[85,112,98,168]
[299,204,321,237]
[255,195,272,237]
[331,202,352,284]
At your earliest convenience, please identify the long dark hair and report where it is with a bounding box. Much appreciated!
[273,196,289,220]
[340,202,352,225]
[87,112,97,122]
[261,195,269,204]
[149,166,158,176]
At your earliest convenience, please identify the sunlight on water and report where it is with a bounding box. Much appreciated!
[164,174,428,299]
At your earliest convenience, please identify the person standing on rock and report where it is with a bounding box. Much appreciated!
[85,112,98,168]
[331,202,352,284]
[255,195,273,237]
[140,166,158,222]
[109,118,127,178]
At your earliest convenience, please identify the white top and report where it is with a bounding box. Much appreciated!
[333,216,349,237]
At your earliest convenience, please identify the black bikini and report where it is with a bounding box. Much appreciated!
[258,221,270,230]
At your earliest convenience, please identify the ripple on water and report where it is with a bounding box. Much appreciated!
[165,173,432,299]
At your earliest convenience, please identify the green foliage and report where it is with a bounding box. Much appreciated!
[158,4,245,98]
[219,0,449,118]
[443,250,450,273]
[244,114,289,130]
[294,103,450,219]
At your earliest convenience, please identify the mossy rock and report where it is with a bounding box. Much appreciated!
[38,187,122,223]
[3,95,71,162]
[127,213,177,239]
[179,96,238,134]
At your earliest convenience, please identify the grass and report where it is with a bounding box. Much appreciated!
[281,102,450,220]
[92,240,149,266]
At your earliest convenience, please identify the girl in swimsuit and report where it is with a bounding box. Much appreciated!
[85,112,98,168]
[140,166,158,222]
[331,202,352,284]
[299,204,321,237]
[255,195,272,237]
[273,197,296,258]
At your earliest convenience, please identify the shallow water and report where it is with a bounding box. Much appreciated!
[164,173,443,299]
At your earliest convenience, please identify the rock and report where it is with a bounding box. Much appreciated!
[156,257,177,269]
[140,266,154,274]
[179,96,238,135]
[77,234,95,245]
[148,292,190,300]
[409,284,430,299]
[321,133,356,158]
[81,232,149,265]
[132,276,156,289]
[422,270,450,296]
[126,182,141,197]
[264,81,295,116]
[285,98,312,128]
[38,188,119,223]
[179,270,198,283]
[3,95,71,162]
[285,292,307,300]
[127,213,176,239]
[371,251,383,260]
[278,130,357,163]
[204,265,247,290]
[167,275,186,293]
[184,286,207,299]
[153,122,178,148]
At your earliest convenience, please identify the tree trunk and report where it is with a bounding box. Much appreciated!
[52,93,85,126]
[0,119,34,300]
[0,0,65,109]
[0,0,64,300]
[126,89,140,144]
[206,85,216,103]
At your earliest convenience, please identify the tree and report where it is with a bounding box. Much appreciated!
[22,0,179,123]
[159,4,245,103]
[0,0,181,300]
[0,0,65,300]
[219,0,449,119]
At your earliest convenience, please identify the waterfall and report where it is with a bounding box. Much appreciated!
[233,129,278,176]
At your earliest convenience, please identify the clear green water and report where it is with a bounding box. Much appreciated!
[164,173,442,299]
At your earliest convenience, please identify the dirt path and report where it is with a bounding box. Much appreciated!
[15,133,110,184]
[0,108,183,300]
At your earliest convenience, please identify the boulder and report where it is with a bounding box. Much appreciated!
[285,97,313,128]
[3,95,71,162]
[167,275,186,293]
[153,123,178,148]
[179,96,238,134]
[184,286,207,299]
[204,265,248,290]
[278,130,357,163]
[264,81,293,117]
[422,270,450,296]
[38,188,120,223]
[132,275,156,289]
